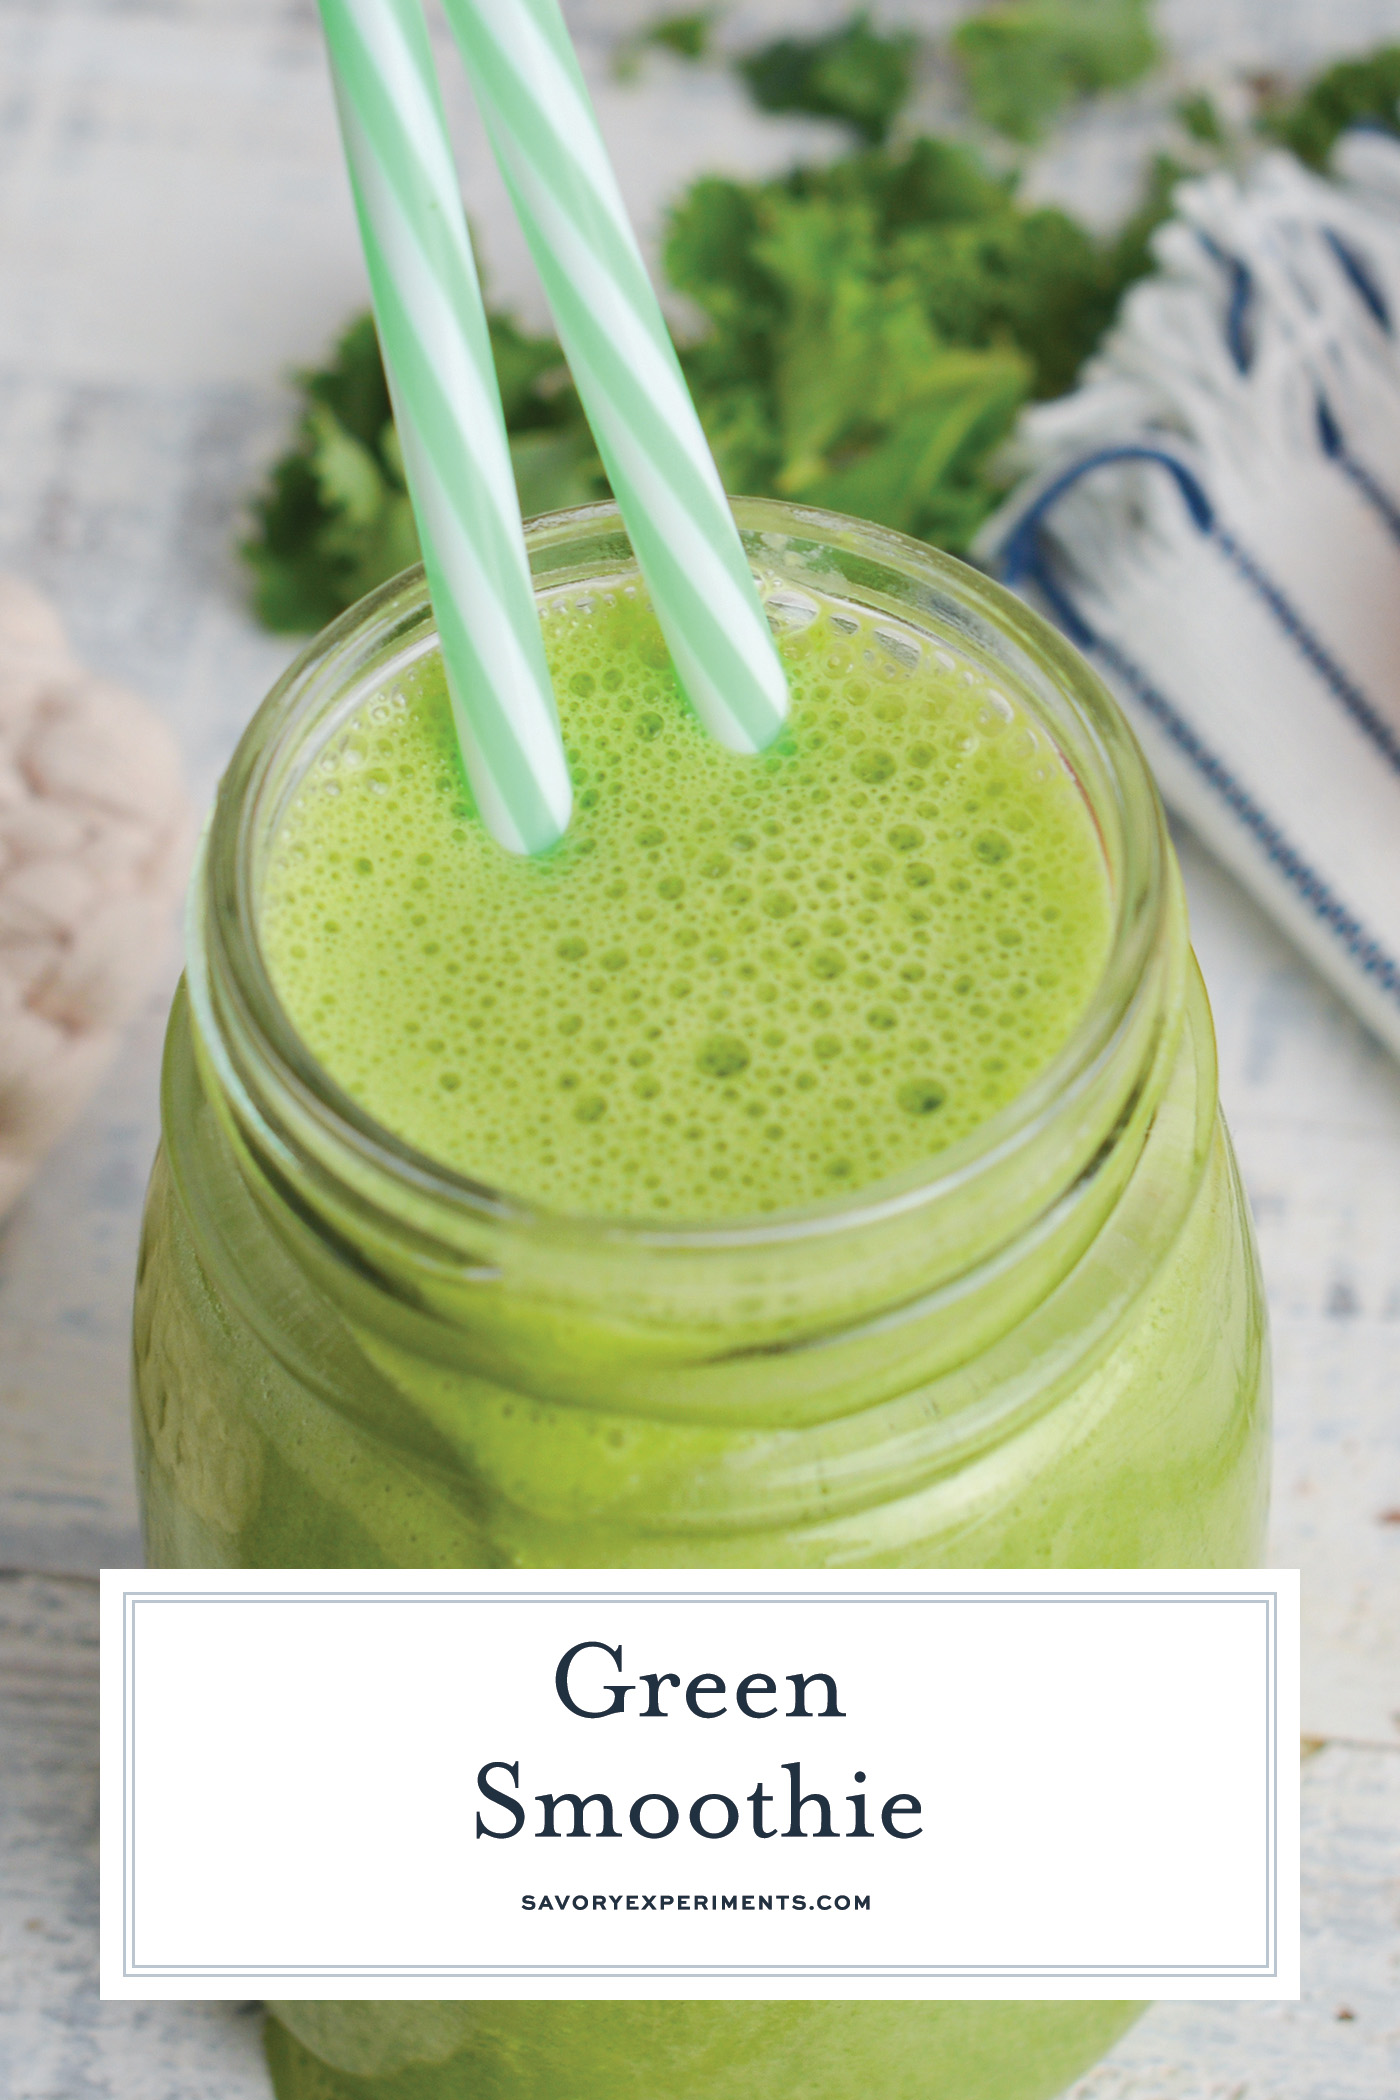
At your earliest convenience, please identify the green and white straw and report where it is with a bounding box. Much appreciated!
[438,0,790,755]
[317,0,571,855]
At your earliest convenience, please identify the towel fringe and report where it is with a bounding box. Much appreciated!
[978,134,1400,1060]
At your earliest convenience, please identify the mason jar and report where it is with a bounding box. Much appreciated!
[132,499,1269,2100]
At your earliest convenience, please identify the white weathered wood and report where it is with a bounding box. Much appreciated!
[1182,833,1400,1750]
[1077,1737,1400,2097]
[0,1573,269,2098]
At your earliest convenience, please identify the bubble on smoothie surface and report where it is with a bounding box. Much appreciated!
[258,580,1112,1221]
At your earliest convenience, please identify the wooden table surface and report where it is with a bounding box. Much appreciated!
[1,4,1397,2095]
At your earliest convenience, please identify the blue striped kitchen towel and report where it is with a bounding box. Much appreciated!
[978,131,1400,1060]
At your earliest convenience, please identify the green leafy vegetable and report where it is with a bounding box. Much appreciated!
[244,312,604,634]
[243,316,403,633]
[1174,91,1226,147]
[244,133,1170,627]
[244,7,1196,629]
[613,8,717,82]
[952,0,1160,142]
[1263,44,1400,169]
[736,12,918,147]
[667,136,1164,542]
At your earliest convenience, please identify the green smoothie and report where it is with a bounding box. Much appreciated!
[260,586,1111,1220]
[133,509,1269,2100]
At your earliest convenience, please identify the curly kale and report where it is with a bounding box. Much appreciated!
[240,1,1211,628]
[735,13,920,147]
[613,8,717,82]
[665,138,1167,545]
[244,313,605,634]
[244,125,1176,630]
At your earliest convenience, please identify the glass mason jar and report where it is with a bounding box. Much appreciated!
[133,500,1269,2100]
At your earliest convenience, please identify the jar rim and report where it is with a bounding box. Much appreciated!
[192,497,1170,1255]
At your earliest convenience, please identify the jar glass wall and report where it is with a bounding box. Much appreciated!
[132,501,1270,2100]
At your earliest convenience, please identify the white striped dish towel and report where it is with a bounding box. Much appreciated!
[978,131,1400,1059]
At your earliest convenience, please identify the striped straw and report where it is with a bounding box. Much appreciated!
[316,0,571,855]
[438,0,790,754]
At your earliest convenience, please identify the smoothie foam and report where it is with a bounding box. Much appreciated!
[261,583,1111,1218]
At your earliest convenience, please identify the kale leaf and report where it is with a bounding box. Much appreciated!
[952,0,1160,142]
[736,13,919,147]
[244,312,605,634]
[613,8,717,82]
